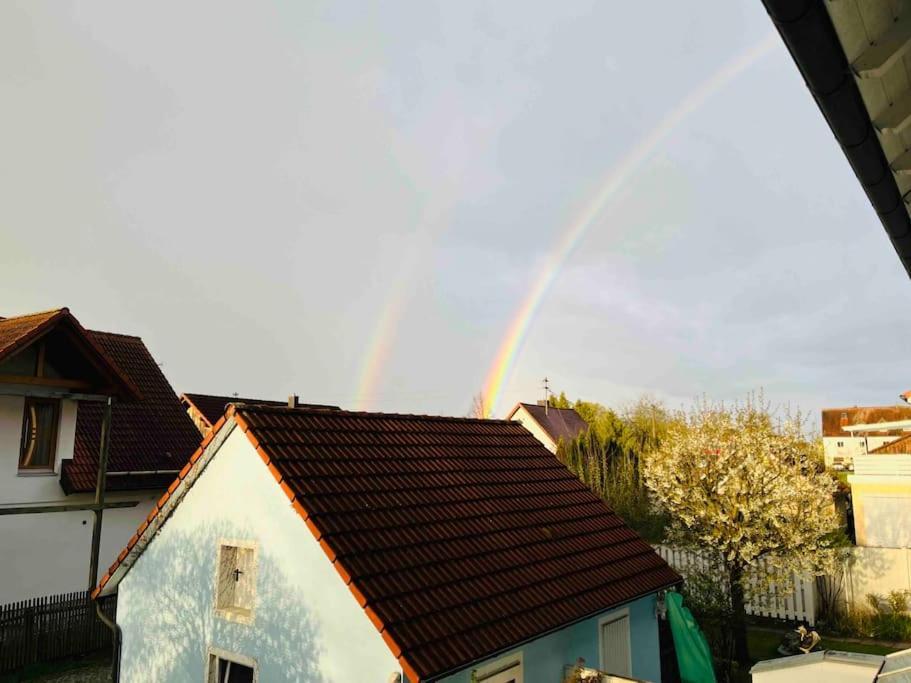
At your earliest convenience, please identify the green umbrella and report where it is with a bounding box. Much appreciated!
[666,591,717,683]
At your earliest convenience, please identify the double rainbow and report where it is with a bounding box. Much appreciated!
[354,32,778,415]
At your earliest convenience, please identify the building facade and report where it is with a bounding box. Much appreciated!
[0,309,200,604]
[821,406,911,470]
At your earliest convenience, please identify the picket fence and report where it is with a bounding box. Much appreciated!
[0,591,117,674]
[656,545,817,626]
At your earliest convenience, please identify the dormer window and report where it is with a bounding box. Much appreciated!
[18,398,60,471]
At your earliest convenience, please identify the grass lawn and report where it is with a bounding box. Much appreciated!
[747,627,899,662]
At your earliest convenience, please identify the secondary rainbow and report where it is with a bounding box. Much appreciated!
[481,33,778,417]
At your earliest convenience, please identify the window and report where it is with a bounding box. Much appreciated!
[18,398,60,471]
[600,611,632,677]
[215,541,257,622]
[207,650,256,683]
[474,653,523,683]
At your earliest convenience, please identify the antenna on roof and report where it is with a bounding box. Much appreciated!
[232,392,239,398]
[542,377,551,416]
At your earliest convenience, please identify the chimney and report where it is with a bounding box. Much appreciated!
[288,394,299,408]
[537,400,547,407]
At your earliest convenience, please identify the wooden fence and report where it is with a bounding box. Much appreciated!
[656,545,817,625]
[0,591,117,674]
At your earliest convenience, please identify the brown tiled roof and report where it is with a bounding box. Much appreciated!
[0,309,64,359]
[870,434,911,455]
[822,406,911,437]
[510,403,589,444]
[0,308,140,399]
[61,331,202,493]
[95,405,680,680]
[181,392,339,429]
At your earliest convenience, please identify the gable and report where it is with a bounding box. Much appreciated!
[99,406,679,681]
[0,309,139,399]
[115,426,399,681]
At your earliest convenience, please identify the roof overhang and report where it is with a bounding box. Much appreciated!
[0,309,141,401]
[761,0,911,276]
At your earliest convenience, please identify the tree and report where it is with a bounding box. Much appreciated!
[548,391,573,409]
[555,394,669,542]
[468,391,490,419]
[643,396,841,667]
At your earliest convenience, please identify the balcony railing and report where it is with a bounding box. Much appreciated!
[853,454,911,477]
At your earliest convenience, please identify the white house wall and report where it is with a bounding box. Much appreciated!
[0,395,76,504]
[0,395,159,604]
[510,406,557,453]
[117,427,401,682]
[0,493,157,603]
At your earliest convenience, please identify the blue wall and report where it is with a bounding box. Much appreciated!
[438,593,661,683]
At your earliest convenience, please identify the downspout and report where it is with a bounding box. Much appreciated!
[87,397,122,681]
[95,599,121,682]
[88,396,113,589]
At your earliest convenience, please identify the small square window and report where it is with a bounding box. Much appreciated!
[19,398,60,471]
[207,651,256,683]
[215,542,257,622]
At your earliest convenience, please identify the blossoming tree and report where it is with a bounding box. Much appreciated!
[643,397,841,666]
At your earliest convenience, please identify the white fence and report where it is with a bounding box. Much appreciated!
[656,545,817,625]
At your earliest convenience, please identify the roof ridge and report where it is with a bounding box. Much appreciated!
[236,403,516,425]
[0,307,68,322]
[823,405,911,411]
[87,328,142,340]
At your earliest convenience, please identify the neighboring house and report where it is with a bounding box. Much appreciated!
[0,308,201,604]
[507,401,588,453]
[849,441,911,547]
[180,392,339,436]
[821,406,911,470]
[94,404,680,683]
[751,648,911,682]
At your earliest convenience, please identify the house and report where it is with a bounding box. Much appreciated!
[848,441,911,547]
[751,648,911,682]
[94,404,680,682]
[507,401,588,453]
[0,308,201,604]
[820,406,911,470]
[180,392,339,436]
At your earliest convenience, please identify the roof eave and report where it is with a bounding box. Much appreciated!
[761,0,911,276]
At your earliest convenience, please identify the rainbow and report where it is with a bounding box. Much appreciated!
[352,288,408,410]
[480,33,778,417]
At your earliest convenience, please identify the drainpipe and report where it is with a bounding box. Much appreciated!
[95,599,122,682]
[87,397,122,682]
[88,396,113,589]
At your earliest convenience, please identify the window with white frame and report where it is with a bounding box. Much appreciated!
[215,541,256,622]
[600,610,632,677]
[207,649,256,683]
[474,653,523,683]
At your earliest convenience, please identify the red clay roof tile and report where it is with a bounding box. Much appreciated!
[62,331,202,493]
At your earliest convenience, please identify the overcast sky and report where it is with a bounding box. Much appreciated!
[2,1,908,426]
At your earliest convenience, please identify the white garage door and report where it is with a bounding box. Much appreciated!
[863,496,911,547]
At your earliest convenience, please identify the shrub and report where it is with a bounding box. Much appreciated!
[863,592,911,642]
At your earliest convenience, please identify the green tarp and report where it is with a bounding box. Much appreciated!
[666,591,717,683]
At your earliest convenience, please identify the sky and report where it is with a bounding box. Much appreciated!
[2,1,909,426]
